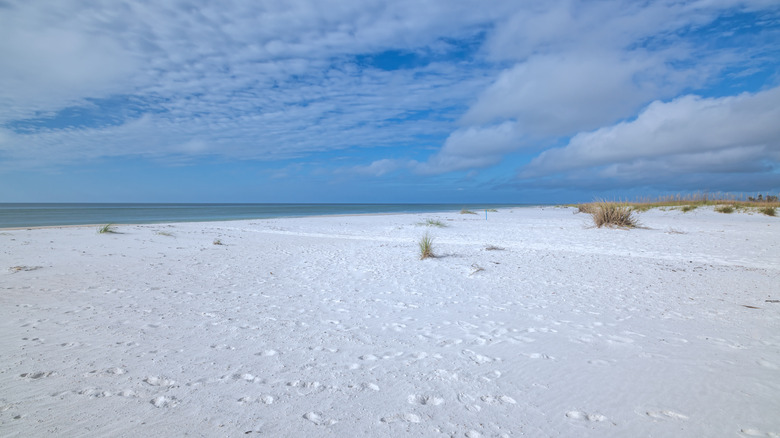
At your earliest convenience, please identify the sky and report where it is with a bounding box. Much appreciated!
[1,0,779,204]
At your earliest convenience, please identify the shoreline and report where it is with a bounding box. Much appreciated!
[2,206,778,437]
[0,203,536,230]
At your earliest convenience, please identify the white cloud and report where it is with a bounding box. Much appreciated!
[1,0,779,198]
[416,122,521,174]
[524,85,780,177]
[461,51,668,136]
[412,0,780,176]
[0,0,509,167]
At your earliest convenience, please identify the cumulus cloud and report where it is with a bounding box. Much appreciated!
[416,122,521,173]
[524,85,780,177]
[461,51,666,136]
[412,0,780,179]
[1,0,779,198]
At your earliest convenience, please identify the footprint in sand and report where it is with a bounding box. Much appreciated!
[78,387,112,398]
[408,394,444,406]
[232,373,260,382]
[481,395,517,405]
[347,382,380,391]
[462,349,495,364]
[238,395,274,405]
[151,395,179,408]
[303,412,337,426]
[566,411,608,422]
[380,413,422,424]
[646,410,688,420]
[143,376,176,387]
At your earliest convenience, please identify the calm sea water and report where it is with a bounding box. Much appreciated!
[0,203,530,228]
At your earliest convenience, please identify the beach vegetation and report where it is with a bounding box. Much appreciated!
[587,201,639,228]
[98,223,117,234]
[485,245,505,251]
[156,231,174,237]
[571,192,779,216]
[418,232,435,259]
[715,205,735,214]
[576,204,596,214]
[460,208,477,215]
[419,219,447,227]
[213,238,224,245]
[759,206,776,216]
[486,209,498,212]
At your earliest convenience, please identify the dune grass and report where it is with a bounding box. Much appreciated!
[760,206,776,216]
[419,218,447,227]
[460,208,477,215]
[575,192,779,217]
[715,205,735,214]
[97,224,117,234]
[582,201,639,228]
[418,232,435,259]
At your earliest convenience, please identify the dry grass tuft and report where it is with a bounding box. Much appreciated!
[576,204,596,214]
[759,206,776,216]
[460,208,477,215]
[418,232,435,259]
[680,205,697,213]
[213,238,224,245]
[485,245,505,251]
[587,202,639,228]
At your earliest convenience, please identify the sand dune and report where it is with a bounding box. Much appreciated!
[1,207,778,437]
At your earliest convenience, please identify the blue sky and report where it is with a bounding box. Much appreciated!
[1,0,779,203]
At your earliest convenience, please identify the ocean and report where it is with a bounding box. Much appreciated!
[0,203,530,228]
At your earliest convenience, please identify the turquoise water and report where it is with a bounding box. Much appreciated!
[0,203,530,228]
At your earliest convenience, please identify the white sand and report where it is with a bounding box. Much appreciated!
[1,207,779,437]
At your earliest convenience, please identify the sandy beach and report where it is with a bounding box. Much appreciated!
[1,206,778,437]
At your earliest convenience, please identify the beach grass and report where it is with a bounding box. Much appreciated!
[156,231,174,237]
[715,205,735,214]
[418,232,435,259]
[759,206,776,216]
[586,201,639,228]
[97,223,117,234]
[419,219,447,227]
[460,208,477,215]
[574,192,779,216]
